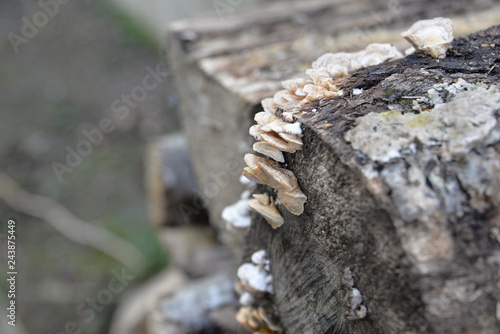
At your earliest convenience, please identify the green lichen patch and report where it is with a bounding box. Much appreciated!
[344,85,500,162]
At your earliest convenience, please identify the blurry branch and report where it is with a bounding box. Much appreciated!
[0,172,147,272]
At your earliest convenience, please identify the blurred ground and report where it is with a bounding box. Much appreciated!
[0,1,179,333]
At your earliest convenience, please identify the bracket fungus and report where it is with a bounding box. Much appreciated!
[271,43,403,121]
[236,305,283,334]
[248,193,284,229]
[221,194,252,228]
[236,249,273,295]
[222,176,256,229]
[241,39,406,232]
[243,154,307,216]
[235,250,282,333]
[250,111,303,155]
[401,17,454,59]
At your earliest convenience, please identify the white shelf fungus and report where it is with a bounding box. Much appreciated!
[343,269,368,320]
[221,197,252,228]
[345,288,367,320]
[243,154,307,215]
[401,17,454,59]
[271,43,403,119]
[237,250,274,294]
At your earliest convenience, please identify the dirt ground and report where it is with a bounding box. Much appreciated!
[0,1,179,333]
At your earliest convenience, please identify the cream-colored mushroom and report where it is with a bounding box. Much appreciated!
[250,111,303,154]
[243,154,307,215]
[273,89,302,106]
[248,193,284,229]
[312,43,402,73]
[281,77,311,97]
[261,97,279,115]
[253,142,285,163]
[236,306,283,333]
[277,43,403,107]
[401,17,454,59]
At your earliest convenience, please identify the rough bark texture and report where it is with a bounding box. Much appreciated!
[168,0,500,261]
[245,26,500,334]
[164,1,500,333]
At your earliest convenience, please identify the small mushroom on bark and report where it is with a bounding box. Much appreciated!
[243,154,307,215]
[248,193,284,229]
[401,17,454,59]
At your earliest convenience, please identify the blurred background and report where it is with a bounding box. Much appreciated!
[3,1,498,333]
[0,0,262,333]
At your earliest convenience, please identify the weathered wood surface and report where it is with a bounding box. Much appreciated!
[245,26,500,334]
[168,0,500,262]
[166,1,500,333]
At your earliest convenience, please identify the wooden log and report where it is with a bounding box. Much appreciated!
[166,1,500,333]
[244,26,500,334]
[167,0,500,262]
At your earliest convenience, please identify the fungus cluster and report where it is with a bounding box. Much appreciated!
[262,43,403,121]
[235,250,282,333]
[221,176,256,229]
[242,105,307,226]
[401,17,454,59]
[232,16,456,330]
[343,269,367,320]
[248,193,284,229]
[243,154,306,217]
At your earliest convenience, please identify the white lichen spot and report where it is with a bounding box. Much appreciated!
[352,88,364,96]
[239,292,255,306]
[401,17,454,59]
[237,263,273,293]
[283,122,303,135]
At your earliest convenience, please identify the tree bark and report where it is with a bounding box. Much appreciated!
[246,26,500,334]
[165,1,500,333]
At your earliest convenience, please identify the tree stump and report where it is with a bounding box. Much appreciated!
[165,0,500,333]
[245,26,500,334]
